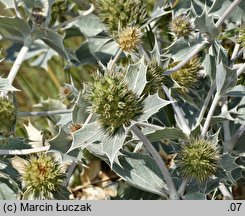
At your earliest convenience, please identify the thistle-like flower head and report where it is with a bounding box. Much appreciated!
[117,26,141,52]
[143,61,165,95]
[22,154,65,199]
[170,56,201,90]
[0,97,16,135]
[85,73,144,135]
[170,15,193,38]
[96,0,147,32]
[238,27,245,49]
[177,139,221,182]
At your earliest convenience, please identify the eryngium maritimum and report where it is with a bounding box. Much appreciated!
[117,27,141,52]
[0,97,16,134]
[22,154,65,199]
[170,15,193,38]
[85,74,143,135]
[96,0,147,32]
[178,140,221,182]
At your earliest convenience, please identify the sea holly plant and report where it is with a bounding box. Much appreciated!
[0,0,245,200]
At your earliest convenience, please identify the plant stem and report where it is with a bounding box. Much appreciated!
[218,183,233,200]
[237,63,245,76]
[224,122,245,152]
[107,48,123,71]
[136,122,165,130]
[200,93,220,139]
[165,42,206,75]
[7,44,31,85]
[163,85,191,135]
[215,0,241,28]
[63,161,77,187]
[17,109,72,117]
[221,98,231,152]
[52,4,95,30]
[195,82,216,127]
[0,146,49,155]
[165,0,241,76]
[130,125,179,200]
[178,178,189,197]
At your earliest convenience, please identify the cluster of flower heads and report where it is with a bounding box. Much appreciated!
[22,153,65,199]
[85,73,144,135]
[177,139,221,182]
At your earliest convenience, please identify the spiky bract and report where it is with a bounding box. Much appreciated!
[170,16,193,38]
[96,0,147,32]
[144,61,165,95]
[85,74,143,135]
[22,154,65,199]
[117,27,141,52]
[178,139,220,182]
[0,97,16,135]
[170,56,201,90]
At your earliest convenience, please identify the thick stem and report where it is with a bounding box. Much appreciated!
[215,0,241,28]
[17,109,72,117]
[7,44,30,85]
[237,63,245,76]
[163,86,190,135]
[200,93,220,139]
[62,161,77,187]
[221,98,231,152]
[178,178,189,197]
[218,183,233,200]
[195,82,216,127]
[107,48,123,71]
[130,125,179,200]
[0,146,49,155]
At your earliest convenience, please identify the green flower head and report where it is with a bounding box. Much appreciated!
[22,154,65,199]
[170,56,201,90]
[96,0,147,32]
[177,139,221,182]
[0,97,16,136]
[170,15,193,38]
[85,73,144,135]
[238,27,245,49]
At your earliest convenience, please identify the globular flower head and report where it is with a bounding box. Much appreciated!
[85,73,144,135]
[170,56,201,90]
[117,26,141,52]
[96,0,147,32]
[170,15,193,38]
[0,97,16,136]
[177,139,221,182]
[143,61,165,95]
[22,154,65,199]
[238,27,245,49]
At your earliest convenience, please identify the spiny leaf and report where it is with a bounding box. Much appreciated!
[125,57,147,96]
[112,151,169,197]
[225,85,245,97]
[101,133,126,166]
[0,77,19,91]
[0,16,31,42]
[139,94,173,122]
[69,122,104,152]
[216,63,237,96]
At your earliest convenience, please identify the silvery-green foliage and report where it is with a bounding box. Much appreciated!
[0,0,244,200]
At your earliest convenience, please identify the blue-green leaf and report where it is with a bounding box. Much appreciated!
[0,77,19,91]
[124,57,147,96]
[139,94,173,122]
[225,85,245,97]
